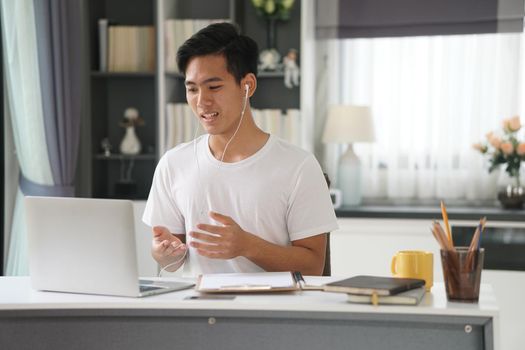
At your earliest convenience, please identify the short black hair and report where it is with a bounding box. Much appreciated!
[176,22,258,84]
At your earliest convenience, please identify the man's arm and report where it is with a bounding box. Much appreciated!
[246,233,327,276]
[189,211,327,275]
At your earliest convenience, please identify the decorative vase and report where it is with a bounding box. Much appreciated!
[120,126,141,155]
[497,184,525,209]
[498,171,525,209]
[258,18,281,71]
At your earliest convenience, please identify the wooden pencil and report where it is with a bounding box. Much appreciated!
[430,227,447,251]
[440,200,453,244]
[434,221,455,252]
[466,217,486,271]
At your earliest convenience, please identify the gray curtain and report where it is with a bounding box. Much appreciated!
[18,0,82,197]
[316,0,525,39]
[2,0,83,275]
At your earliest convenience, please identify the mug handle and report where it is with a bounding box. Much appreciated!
[391,255,397,276]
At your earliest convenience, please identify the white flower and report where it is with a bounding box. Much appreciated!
[251,0,264,8]
[282,0,295,10]
[264,0,275,14]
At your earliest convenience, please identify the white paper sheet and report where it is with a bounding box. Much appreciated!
[198,272,295,290]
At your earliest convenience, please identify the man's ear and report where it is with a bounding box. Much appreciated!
[242,73,257,97]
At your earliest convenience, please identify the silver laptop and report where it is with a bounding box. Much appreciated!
[26,196,194,297]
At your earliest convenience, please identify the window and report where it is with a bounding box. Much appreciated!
[325,33,524,203]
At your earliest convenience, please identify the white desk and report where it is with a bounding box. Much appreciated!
[0,277,499,350]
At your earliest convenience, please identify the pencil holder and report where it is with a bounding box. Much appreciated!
[440,247,484,302]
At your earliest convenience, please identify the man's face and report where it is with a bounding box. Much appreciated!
[184,54,245,137]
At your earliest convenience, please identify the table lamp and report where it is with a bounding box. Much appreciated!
[322,105,375,206]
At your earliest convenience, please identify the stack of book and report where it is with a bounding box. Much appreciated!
[98,19,155,72]
[163,105,303,153]
[324,275,426,306]
[164,103,204,152]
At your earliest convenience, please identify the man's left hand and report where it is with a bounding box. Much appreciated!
[189,211,253,259]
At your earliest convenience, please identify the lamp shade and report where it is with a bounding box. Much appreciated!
[322,105,375,143]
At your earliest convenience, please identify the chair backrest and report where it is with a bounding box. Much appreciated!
[322,173,332,276]
[322,232,331,276]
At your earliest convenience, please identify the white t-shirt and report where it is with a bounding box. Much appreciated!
[142,134,338,276]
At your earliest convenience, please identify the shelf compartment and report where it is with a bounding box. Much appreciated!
[164,71,285,78]
[93,153,157,160]
[92,71,155,78]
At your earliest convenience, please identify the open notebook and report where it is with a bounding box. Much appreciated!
[196,272,300,293]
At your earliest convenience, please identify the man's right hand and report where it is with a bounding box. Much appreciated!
[151,226,187,272]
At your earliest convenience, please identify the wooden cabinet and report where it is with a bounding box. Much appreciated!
[85,0,157,199]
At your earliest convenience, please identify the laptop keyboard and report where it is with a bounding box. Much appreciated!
[139,285,162,293]
[138,279,195,294]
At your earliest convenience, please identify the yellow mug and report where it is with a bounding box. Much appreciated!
[391,250,433,291]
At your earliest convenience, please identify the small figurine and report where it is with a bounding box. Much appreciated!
[259,48,281,71]
[283,48,300,89]
[100,137,112,157]
[119,107,145,155]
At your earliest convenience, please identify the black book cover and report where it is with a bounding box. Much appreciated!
[324,275,425,296]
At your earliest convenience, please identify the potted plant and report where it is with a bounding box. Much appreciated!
[250,0,296,71]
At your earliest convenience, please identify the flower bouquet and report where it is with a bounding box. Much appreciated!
[473,116,525,208]
[251,0,296,21]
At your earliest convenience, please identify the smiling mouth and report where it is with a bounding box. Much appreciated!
[201,112,218,122]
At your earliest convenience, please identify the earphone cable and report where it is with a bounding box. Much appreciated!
[193,84,249,213]
[157,244,188,277]
[165,85,249,276]
[220,85,249,163]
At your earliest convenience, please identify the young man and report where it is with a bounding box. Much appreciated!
[142,23,338,277]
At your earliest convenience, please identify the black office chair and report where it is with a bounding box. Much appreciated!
[323,232,331,277]
[322,173,332,277]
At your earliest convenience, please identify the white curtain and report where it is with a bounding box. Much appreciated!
[1,0,53,275]
[324,33,525,202]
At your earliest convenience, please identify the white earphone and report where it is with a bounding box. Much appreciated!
[219,82,249,163]
[244,83,249,102]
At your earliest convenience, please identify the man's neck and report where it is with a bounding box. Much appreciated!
[209,118,269,163]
